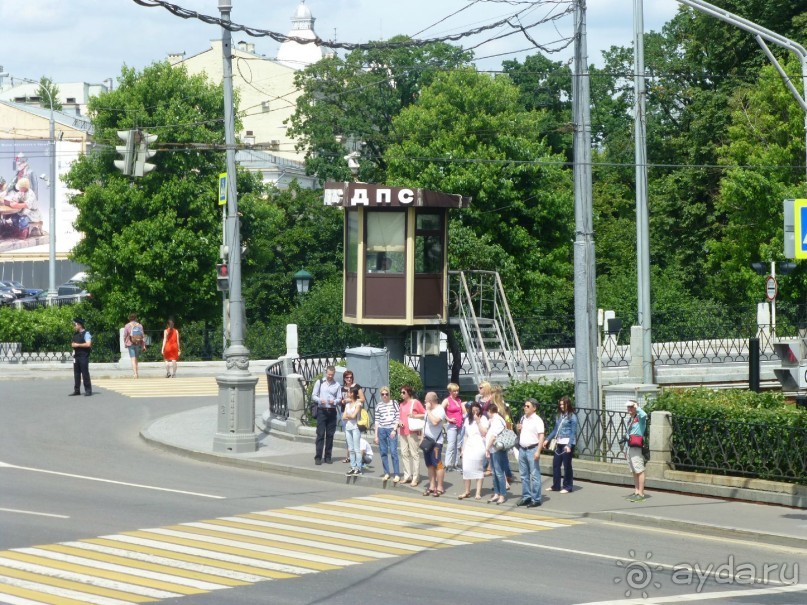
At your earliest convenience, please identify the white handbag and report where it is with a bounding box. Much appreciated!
[407,417,425,432]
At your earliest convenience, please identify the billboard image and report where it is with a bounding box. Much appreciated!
[0,139,82,256]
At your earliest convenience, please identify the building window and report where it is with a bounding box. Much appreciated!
[366,212,405,273]
[346,210,359,274]
[415,211,442,274]
[261,100,271,113]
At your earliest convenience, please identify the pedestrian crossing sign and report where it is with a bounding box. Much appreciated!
[218,173,227,206]
[795,199,807,259]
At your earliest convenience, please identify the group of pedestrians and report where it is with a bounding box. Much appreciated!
[311,374,582,506]
[67,315,182,395]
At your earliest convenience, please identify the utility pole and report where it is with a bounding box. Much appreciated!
[572,0,599,410]
[213,0,258,453]
[634,0,653,383]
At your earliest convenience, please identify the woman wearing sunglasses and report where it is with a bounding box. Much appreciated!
[374,386,401,483]
[398,385,425,487]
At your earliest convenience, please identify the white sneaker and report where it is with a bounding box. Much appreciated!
[382,473,390,481]
[560,489,570,494]
[392,475,401,483]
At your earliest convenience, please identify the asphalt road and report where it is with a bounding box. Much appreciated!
[1,378,805,604]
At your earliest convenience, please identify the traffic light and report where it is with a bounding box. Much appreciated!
[216,263,229,291]
[113,130,135,176]
[134,130,158,177]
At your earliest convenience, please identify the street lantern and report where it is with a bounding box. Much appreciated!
[293,269,313,295]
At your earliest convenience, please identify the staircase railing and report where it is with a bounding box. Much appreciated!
[449,270,528,382]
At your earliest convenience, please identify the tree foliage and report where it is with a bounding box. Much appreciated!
[65,62,236,326]
[37,77,62,111]
[287,38,472,183]
[385,69,574,316]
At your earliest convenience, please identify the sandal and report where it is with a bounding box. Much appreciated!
[474,495,482,500]
[342,458,350,463]
[457,492,471,500]
[423,488,434,496]
[432,490,444,497]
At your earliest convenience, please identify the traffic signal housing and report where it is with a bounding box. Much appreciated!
[113,130,135,176]
[134,130,158,177]
[216,263,229,292]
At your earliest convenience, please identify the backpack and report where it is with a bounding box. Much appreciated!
[130,323,144,345]
[357,407,370,430]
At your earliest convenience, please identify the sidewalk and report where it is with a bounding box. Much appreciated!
[141,405,807,552]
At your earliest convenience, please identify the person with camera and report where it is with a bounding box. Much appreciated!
[624,400,648,502]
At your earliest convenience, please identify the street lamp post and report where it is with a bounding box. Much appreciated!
[212,0,258,453]
[293,269,313,295]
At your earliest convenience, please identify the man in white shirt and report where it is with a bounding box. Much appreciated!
[516,398,545,507]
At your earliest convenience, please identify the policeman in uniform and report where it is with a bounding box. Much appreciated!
[70,317,92,396]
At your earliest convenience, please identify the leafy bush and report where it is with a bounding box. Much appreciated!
[647,388,807,483]
[504,379,574,420]
[389,359,422,397]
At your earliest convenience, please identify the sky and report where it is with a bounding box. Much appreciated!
[1,0,681,86]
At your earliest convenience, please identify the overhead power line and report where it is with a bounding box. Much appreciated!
[131,0,573,53]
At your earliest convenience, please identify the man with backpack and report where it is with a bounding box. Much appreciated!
[124,313,146,379]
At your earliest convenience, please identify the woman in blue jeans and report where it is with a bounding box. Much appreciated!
[484,402,509,505]
[373,386,401,482]
[342,386,363,476]
[544,396,578,493]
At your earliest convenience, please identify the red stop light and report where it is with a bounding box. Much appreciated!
[216,263,229,291]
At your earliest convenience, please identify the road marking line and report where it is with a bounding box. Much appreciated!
[505,540,793,588]
[183,521,395,559]
[0,576,131,605]
[139,527,359,568]
[107,533,314,576]
[0,589,61,605]
[16,547,228,591]
[0,461,224,499]
[0,555,182,600]
[0,563,145,603]
[59,541,263,584]
[576,583,807,604]
[0,508,69,519]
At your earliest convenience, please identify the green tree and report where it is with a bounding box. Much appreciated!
[36,76,62,111]
[384,69,574,316]
[287,38,472,183]
[65,62,237,326]
[706,56,806,306]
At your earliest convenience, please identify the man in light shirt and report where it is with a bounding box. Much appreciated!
[516,398,545,507]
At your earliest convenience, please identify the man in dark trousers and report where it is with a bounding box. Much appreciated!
[311,365,342,465]
[70,317,92,396]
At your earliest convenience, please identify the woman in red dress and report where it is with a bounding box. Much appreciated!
[161,319,181,378]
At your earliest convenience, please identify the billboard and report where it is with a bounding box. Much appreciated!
[0,139,82,256]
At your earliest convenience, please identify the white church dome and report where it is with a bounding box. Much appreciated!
[276,1,323,70]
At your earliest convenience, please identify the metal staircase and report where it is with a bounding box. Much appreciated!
[448,270,529,383]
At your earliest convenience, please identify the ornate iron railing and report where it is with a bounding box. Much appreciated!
[669,415,807,483]
[266,359,288,420]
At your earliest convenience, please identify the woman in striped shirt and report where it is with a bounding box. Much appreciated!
[373,386,401,482]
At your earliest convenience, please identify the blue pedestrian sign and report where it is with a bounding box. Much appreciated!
[218,173,227,207]
[795,199,807,258]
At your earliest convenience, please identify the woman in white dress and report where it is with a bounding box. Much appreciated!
[458,401,489,500]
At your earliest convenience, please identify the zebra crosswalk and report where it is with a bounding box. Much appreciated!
[0,494,578,604]
[92,376,268,398]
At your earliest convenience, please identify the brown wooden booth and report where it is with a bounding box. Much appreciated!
[324,182,469,327]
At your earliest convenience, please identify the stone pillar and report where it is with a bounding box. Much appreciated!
[646,410,672,479]
[284,372,306,434]
[628,324,644,380]
[286,324,299,358]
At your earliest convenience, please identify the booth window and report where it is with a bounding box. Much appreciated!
[346,210,359,273]
[366,212,405,273]
[415,211,442,274]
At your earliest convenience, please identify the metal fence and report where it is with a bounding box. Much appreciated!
[669,415,807,484]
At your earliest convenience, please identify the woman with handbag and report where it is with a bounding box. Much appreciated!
[422,392,446,497]
[625,400,648,502]
[484,402,509,505]
[491,385,514,488]
[458,401,488,500]
[544,395,578,494]
[342,386,364,476]
[398,385,425,487]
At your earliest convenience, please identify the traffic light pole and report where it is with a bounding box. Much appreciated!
[213,0,258,453]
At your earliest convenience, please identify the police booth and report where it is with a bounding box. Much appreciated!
[324,182,469,361]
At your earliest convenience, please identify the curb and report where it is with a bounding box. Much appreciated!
[587,511,807,551]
